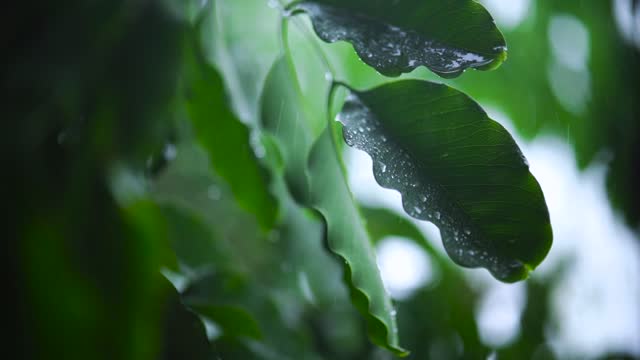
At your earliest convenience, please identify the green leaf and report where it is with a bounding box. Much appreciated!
[261,56,406,356]
[189,304,262,340]
[291,0,507,77]
[159,277,212,360]
[183,31,278,230]
[260,55,326,203]
[337,80,552,282]
[308,128,407,356]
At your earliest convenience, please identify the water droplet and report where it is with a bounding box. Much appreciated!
[413,206,422,214]
[358,126,365,133]
[421,195,427,202]
[379,162,387,173]
[434,211,441,220]
[324,72,333,81]
[464,228,471,235]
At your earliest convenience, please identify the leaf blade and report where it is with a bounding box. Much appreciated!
[183,35,278,230]
[294,0,507,77]
[261,56,407,355]
[338,80,552,282]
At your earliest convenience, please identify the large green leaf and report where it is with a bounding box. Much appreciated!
[183,30,278,230]
[290,0,507,77]
[261,56,406,356]
[337,80,552,282]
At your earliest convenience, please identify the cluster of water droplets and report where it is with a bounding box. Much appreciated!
[297,2,498,77]
[338,93,525,280]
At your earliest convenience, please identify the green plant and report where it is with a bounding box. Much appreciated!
[6,0,553,358]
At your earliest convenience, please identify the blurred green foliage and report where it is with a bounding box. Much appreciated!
[4,0,639,359]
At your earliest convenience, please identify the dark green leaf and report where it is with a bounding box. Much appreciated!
[261,56,406,356]
[337,80,552,282]
[292,0,507,77]
[159,277,212,360]
[184,33,278,230]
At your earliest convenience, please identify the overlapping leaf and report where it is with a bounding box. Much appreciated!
[183,32,278,230]
[261,56,406,355]
[291,0,507,77]
[337,80,552,282]
[359,207,490,359]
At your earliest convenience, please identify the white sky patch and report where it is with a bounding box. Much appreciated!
[613,0,640,48]
[476,282,526,348]
[376,236,433,300]
[548,14,590,72]
[480,0,531,30]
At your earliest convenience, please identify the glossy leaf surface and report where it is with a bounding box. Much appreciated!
[292,0,507,77]
[338,80,552,282]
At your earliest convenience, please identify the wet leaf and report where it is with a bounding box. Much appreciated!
[291,0,507,77]
[183,31,278,230]
[337,80,552,282]
[309,128,407,356]
[261,57,407,356]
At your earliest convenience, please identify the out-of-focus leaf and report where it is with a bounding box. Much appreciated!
[183,30,278,230]
[159,204,228,271]
[189,304,262,340]
[337,80,552,282]
[159,277,212,360]
[498,279,556,360]
[261,56,406,355]
[291,0,506,77]
[261,56,326,202]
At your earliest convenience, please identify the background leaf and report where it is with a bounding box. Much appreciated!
[184,30,278,230]
[292,0,506,77]
[261,56,406,355]
[338,80,552,282]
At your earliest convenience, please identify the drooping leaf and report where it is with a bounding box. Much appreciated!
[308,128,407,356]
[261,56,406,356]
[337,80,552,282]
[291,0,507,77]
[183,29,278,230]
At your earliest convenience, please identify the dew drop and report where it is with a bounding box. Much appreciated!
[379,162,387,173]
[434,211,441,220]
[464,228,471,235]
[413,206,422,214]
